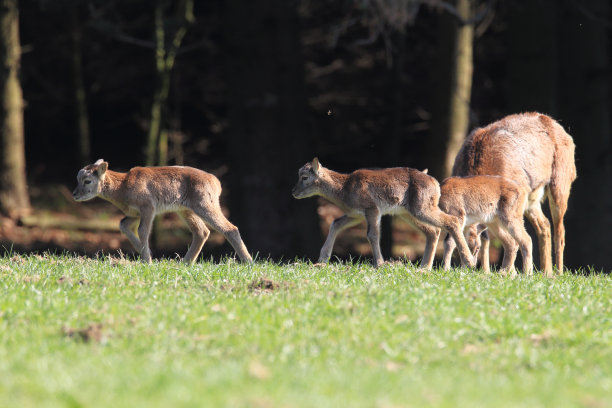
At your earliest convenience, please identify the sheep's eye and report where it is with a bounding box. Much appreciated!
[84,180,92,185]
[301,176,308,181]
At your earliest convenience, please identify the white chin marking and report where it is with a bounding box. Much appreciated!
[74,195,92,202]
[293,191,311,199]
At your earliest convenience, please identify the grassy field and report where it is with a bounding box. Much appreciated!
[0,254,610,407]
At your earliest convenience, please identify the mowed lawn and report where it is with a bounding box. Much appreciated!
[0,254,611,407]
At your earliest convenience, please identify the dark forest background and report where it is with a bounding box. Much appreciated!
[0,0,611,271]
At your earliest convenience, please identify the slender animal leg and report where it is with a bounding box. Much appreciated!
[318,215,362,263]
[443,225,489,272]
[194,203,252,263]
[503,218,533,276]
[412,218,441,271]
[441,223,474,271]
[487,223,519,277]
[398,214,440,271]
[479,229,490,274]
[547,130,576,274]
[137,206,155,263]
[547,187,569,275]
[178,209,210,264]
[524,202,553,277]
[415,206,476,268]
[365,209,384,267]
[119,216,141,252]
[442,233,456,271]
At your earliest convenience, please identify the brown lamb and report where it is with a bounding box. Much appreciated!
[292,158,476,269]
[439,175,532,277]
[73,159,252,264]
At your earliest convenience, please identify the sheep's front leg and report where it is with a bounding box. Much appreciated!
[318,215,362,263]
[119,216,142,253]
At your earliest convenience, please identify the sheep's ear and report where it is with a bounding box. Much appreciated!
[95,160,108,177]
[422,168,428,174]
[312,157,320,175]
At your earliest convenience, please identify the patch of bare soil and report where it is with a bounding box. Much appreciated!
[62,323,104,343]
[57,276,90,285]
[248,278,280,292]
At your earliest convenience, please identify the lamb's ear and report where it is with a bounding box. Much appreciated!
[422,168,428,174]
[312,157,320,175]
[96,160,108,177]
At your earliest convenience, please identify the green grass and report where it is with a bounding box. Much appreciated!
[0,254,611,407]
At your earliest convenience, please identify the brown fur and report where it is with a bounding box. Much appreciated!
[73,159,252,264]
[452,112,576,276]
[292,158,476,269]
[439,175,532,277]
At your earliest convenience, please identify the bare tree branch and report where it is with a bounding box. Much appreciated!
[329,16,359,48]
[87,3,156,49]
[88,20,155,49]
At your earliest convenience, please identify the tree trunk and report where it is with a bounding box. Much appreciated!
[558,0,612,271]
[145,0,193,247]
[145,0,167,167]
[223,0,320,259]
[0,0,29,218]
[145,0,193,167]
[380,30,407,260]
[427,0,474,180]
[70,4,91,166]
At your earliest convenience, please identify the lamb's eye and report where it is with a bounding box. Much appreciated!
[84,180,92,185]
[301,176,308,181]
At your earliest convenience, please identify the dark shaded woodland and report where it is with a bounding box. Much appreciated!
[1,0,611,270]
